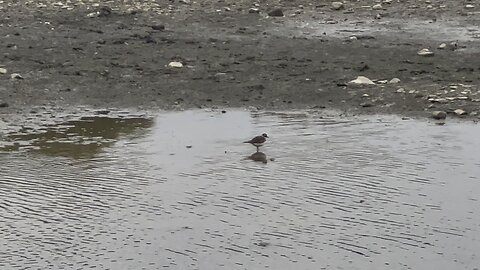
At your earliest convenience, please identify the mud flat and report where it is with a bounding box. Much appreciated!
[0,0,479,119]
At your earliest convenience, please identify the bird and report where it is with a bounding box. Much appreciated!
[244,133,268,152]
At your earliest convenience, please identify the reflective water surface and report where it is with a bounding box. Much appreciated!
[1,110,479,269]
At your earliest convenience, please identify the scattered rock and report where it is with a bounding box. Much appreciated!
[10,73,23,80]
[454,109,467,116]
[432,111,447,120]
[248,8,260,13]
[388,78,401,84]
[349,76,375,85]
[268,8,284,17]
[395,88,405,93]
[0,68,7,74]
[0,102,9,108]
[331,2,344,10]
[417,48,434,57]
[438,43,447,49]
[465,4,475,9]
[168,61,183,68]
[372,4,383,10]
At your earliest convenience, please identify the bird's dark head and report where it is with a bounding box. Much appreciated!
[262,133,269,138]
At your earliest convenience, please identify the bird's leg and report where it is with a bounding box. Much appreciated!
[256,146,259,152]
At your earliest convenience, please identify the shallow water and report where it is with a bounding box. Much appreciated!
[1,110,480,269]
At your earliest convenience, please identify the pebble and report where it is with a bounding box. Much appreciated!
[438,43,447,49]
[432,111,447,120]
[331,2,344,10]
[151,25,165,31]
[360,102,373,107]
[349,76,375,85]
[465,4,475,9]
[168,61,183,68]
[372,4,383,10]
[396,88,406,93]
[10,73,24,80]
[248,8,260,13]
[417,48,434,56]
[268,8,284,17]
[0,68,6,74]
[454,109,467,116]
[0,102,9,108]
[389,78,401,84]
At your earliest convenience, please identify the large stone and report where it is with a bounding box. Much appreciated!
[331,2,344,10]
[0,68,6,74]
[349,76,375,85]
[432,111,447,120]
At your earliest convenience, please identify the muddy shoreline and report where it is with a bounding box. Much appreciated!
[0,1,479,120]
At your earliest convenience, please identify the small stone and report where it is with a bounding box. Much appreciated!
[454,109,467,116]
[396,88,405,93]
[331,2,344,10]
[389,78,401,84]
[168,61,183,68]
[248,8,260,13]
[417,48,434,56]
[448,41,458,51]
[438,43,447,49]
[360,102,373,107]
[362,94,370,97]
[151,25,165,31]
[186,145,193,148]
[98,6,112,17]
[0,68,6,74]
[268,8,284,17]
[0,102,9,108]
[465,4,475,9]
[10,73,23,80]
[432,111,447,120]
[349,76,375,85]
[372,4,383,10]
[377,80,388,84]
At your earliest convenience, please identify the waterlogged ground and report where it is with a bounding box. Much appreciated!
[1,109,480,269]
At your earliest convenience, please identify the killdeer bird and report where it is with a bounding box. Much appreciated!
[244,133,268,152]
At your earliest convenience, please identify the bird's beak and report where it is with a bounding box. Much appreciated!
[265,135,269,138]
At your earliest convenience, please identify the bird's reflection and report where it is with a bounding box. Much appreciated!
[248,151,268,164]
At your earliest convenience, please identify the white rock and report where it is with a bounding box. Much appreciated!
[0,67,6,74]
[389,78,401,84]
[454,109,467,116]
[396,88,405,93]
[331,2,344,10]
[168,61,183,68]
[349,76,375,85]
[377,80,388,84]
[10,73,23,79]
[417,48,434,56]
[438,43,447,49]
[372,4,383,10]
[465,4,475,9]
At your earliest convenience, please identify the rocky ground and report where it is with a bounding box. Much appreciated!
[0,0,479,120]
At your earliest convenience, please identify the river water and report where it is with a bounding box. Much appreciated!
[1,109,479,269]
